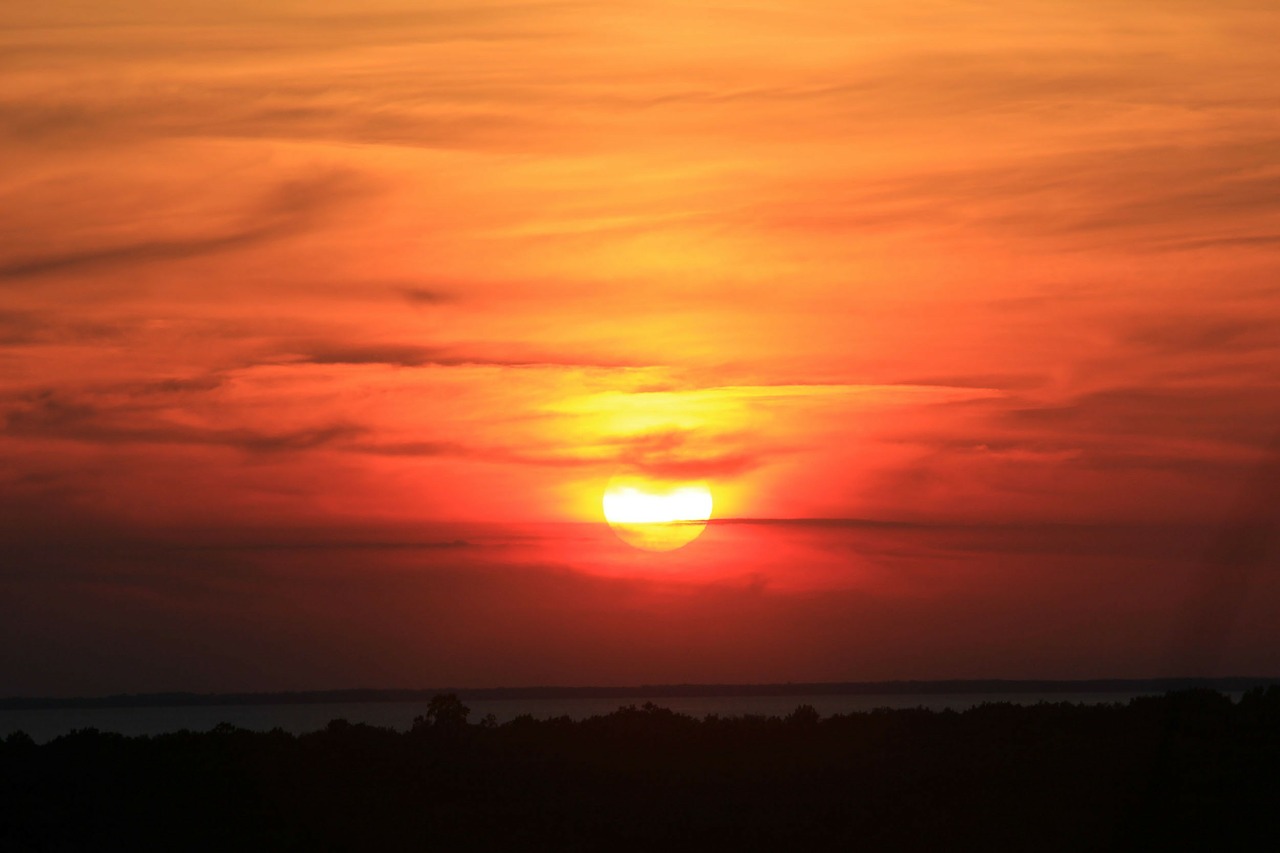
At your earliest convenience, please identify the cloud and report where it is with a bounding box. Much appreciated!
[0,309,134,346]
[1006,386,1280,449]
[1153,233,1280,251]
[971,139,1280,250]
[0,81,549,154]
[350,440,471,458]
[508,447,768,480]
[708,515,1227,561]
[711,517,930,530]
[283,342,642,369]
[551,382,1000,415]
[749,135,1280,253]
[591,428,771,479]
[0,169,375,281]
[0,225,279,280]
[3,3,573,57]
[400,287,454,305]
[292,344,462,367]
[1123,315,1280,355]
[0,310,44,345]
[353,425,773,479]
[134,375,227,396]
[894,374,1044,391]
[2,389,362,453]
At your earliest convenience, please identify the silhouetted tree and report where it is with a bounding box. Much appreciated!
[786,704,821,725]
[412,693,471,731]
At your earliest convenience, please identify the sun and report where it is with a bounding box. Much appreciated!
[602,475,714,551]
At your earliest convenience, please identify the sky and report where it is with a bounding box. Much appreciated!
[2,0,1279,696]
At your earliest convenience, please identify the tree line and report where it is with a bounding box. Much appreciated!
[4,687,1280,851]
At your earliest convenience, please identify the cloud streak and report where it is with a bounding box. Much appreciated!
[284,342,644,370]
[3,390,362,453]
[0,169,375,281]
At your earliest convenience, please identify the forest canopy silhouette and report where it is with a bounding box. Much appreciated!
[4,689,1280,851]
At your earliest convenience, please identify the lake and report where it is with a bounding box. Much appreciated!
[0,691,1210,743]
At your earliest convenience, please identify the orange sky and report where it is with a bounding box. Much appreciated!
[2,0,1279,694]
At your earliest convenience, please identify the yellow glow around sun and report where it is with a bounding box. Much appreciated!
[603,476,713,551]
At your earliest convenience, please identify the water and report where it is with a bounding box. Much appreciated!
[0,692,1197,744]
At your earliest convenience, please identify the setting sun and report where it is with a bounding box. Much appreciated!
[602,477,713,552]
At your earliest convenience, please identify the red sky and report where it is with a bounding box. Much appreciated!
[3,0,1279,695]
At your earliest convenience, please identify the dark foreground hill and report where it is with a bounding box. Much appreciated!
[4,688,1280,852]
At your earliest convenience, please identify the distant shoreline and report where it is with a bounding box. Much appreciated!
[4,677,1276,711]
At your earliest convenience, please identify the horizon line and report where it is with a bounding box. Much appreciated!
[6,676,1279,710]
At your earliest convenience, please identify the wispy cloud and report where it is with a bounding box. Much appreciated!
[0,170,375,281]
[3,390,362,452]
[281,342,643,370]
